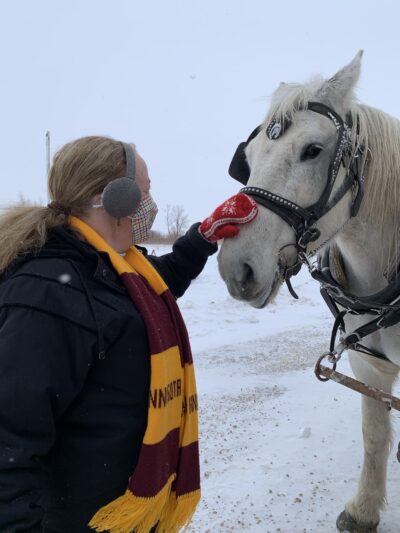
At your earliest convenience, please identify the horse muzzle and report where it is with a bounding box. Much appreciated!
[218,252,280,308]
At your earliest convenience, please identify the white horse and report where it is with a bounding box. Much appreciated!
[218,52,400,533]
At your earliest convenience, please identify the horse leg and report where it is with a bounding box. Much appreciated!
[336,352,398,533]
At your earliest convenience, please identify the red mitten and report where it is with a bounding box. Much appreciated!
[199,193,258,242]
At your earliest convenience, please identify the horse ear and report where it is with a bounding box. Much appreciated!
[318,50,363,109]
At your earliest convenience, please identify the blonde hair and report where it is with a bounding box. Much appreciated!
[0,136,127,275]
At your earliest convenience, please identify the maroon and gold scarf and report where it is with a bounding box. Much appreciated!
[69,217,200,533]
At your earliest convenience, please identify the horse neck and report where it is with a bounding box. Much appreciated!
[332,104,400,296]
[334,218,391,296]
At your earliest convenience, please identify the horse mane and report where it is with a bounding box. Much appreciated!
[266,80,400,277]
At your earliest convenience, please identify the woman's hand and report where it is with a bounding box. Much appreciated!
[199,193,258,243]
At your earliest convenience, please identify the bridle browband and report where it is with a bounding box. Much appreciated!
[229,101,365,296]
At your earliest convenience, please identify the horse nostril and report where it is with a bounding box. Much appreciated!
[240,262,255,292]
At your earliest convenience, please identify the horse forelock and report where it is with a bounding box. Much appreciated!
[265,76,325,124]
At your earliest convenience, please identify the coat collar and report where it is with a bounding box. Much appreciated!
[48,226,127,294]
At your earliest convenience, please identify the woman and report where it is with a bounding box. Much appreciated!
[0,136,257,533]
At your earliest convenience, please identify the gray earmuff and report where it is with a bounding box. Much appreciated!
[101,142,142,218]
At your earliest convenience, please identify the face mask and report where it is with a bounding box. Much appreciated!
[129,195,158,244]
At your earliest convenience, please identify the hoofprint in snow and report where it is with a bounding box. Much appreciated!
[150,245,400,532]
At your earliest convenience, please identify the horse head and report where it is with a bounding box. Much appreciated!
[218,51,364,308]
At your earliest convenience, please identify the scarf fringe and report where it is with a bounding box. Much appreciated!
[88,475,175,533]
[88,480,200,533]
[156,489,201,533]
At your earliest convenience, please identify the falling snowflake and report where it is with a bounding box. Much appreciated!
[58,273,72,284]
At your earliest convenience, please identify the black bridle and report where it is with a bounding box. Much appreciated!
[229,101,365,291]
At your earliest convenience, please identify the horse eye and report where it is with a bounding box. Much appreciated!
[301,144,323,161]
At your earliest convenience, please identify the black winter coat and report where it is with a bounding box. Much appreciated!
[0,224,217,533]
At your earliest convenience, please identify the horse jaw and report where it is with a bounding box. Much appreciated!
[217,209,295,308]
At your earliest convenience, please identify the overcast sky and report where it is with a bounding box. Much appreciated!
[1,0,399,231]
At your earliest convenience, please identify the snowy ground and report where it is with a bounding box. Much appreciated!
[152,245,400,532]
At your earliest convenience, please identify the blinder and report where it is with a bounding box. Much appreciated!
[228,117,292,185]
[228,125,261,185]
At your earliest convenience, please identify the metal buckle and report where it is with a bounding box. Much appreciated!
[298,227,321,251]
